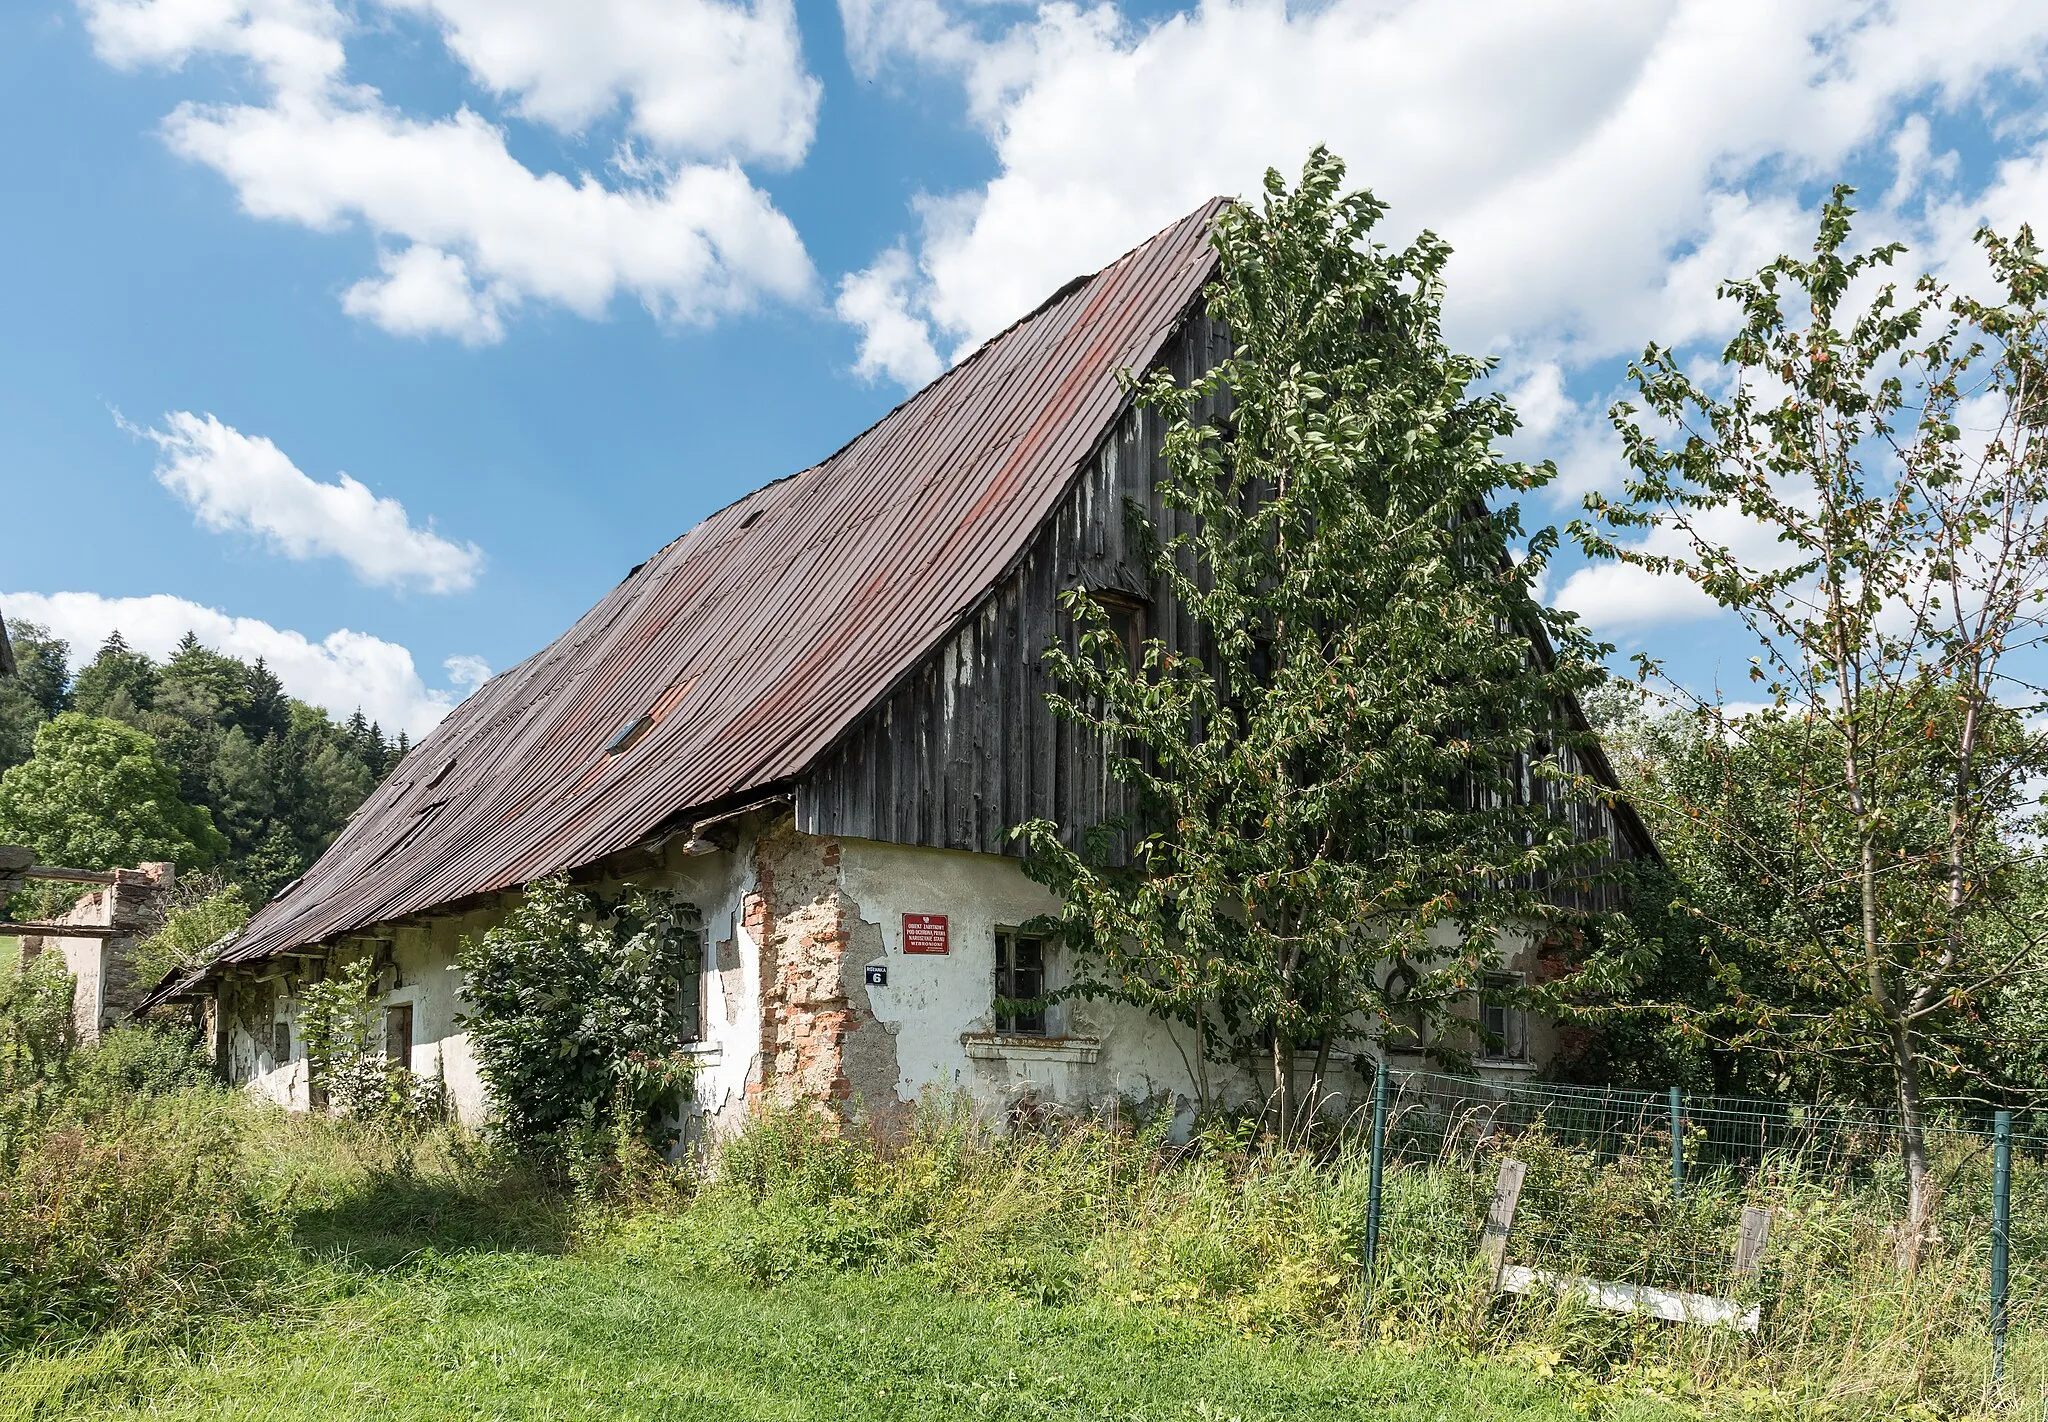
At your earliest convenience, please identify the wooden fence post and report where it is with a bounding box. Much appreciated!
[1470,1156,1527,1325]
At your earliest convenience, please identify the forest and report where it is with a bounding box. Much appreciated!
[0,621,402,906]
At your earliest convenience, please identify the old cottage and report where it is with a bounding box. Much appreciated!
[147,200,1654,1129]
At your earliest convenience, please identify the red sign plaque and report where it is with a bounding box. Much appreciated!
[902,913,950,955]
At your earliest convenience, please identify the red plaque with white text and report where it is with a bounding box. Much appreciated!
[902,913,949,954]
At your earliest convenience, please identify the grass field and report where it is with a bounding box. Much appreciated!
[2,1223,1690,1422]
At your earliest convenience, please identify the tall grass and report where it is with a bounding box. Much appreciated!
[637,1098,2023,1418]
[1,1059,2031,1419]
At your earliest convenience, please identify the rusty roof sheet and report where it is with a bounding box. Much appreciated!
[217,198,1230,968]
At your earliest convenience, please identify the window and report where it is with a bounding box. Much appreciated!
[273,1021,291,1064]
[678,928,705,1043]
[1090,592,1147,672]
[994,930,1048,1035]
[384,1003,414,1065]
[1479,973,1526,1062]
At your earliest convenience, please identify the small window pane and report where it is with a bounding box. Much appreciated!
[995,931,1048,1035]
[384,1003,413,1064]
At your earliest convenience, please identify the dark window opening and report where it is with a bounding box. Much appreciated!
[994,930,1048,1035]
[1091,593,1147,672]
[1384,958,1426,1053]
[1479,973,1526,1061]
[273,1021,291,1064]
[678,929,705,1043]
[384,1003,414,1065]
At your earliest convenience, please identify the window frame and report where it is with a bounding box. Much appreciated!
[1478,971,1527,1063]
[993,928,1051,1036]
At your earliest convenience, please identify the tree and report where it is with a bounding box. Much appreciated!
[0,620,68,772]
[1017,149,1614,1132]
[0,713,227,877]
[1577,188,2048,1261]
[69,633,158,720]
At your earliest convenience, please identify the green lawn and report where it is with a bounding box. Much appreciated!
[5,1237,1690,1421]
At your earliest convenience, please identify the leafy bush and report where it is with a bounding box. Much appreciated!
[130,874,250,989]
[67,1019,213,1100]
[458,877,700,1167]
[297,957,446,1133]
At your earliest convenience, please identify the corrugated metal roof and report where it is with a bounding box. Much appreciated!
[217,198,1230,968]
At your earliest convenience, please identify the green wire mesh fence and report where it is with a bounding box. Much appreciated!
[1358,1067,2036,1411]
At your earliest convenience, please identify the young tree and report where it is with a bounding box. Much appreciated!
[0,713,227,878]
[1017,149,1615,1133]
[1578,189,2048,1261]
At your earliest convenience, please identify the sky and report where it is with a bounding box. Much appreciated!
[3,0,2047,737]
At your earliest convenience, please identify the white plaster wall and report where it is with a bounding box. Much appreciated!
[249,833,769,1133]
[838,838,1248,1116]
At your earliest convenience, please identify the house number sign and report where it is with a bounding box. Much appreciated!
[902,913,950,954]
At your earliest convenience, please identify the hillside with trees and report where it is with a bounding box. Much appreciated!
[0,623,406,902]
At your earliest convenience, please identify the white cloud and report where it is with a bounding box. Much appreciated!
[840,0,2048,374]
[82,0,817,342]
[1,591,474,735]
[442,653,491,692]
[136,410,483,594]
[385,0,819,165]
[82,0,345,91]
[341,245,505,345]
[836,246,944,387]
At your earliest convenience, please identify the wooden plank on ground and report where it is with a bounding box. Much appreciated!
[1501,1266,1760,1333]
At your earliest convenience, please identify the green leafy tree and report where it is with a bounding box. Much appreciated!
[1577,189,2048,1259]
[0,713,226,877]
[1017,149,1614,1131]
[458,878,701,1164]
[0,621,68,772]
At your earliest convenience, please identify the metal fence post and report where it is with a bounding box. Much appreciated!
[1670,1086,1685,1201]
[1364,1063,1389,1311]
[1992,1109,2012,1387]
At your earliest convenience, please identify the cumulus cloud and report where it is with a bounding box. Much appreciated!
[135,411,483,594]
[1,590,476,735]
[385,0,818,165]
[442,652,492,693]
[81,0,817,342]
[836,246,944,387]
[838,0,2048,373]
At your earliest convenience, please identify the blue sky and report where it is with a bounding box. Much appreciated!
[3,0,2046,735]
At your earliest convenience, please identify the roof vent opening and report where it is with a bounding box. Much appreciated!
[605,714,654,757]
[738,508,766,530]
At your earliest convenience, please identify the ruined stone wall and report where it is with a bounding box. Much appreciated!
[20,863,174,1043]
[747,821,900,1118]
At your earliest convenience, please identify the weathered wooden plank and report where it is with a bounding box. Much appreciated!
[0,921,123,939]
[23,865,122,886]
[1477,1156,1528,1295]
[1500,1266,1760,1333]
[1732,1205,1774,1280]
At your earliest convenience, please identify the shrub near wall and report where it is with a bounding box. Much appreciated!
[459,878,700,1170]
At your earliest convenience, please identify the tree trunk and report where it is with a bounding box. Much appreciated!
[1271,1033,1292,1141]
[1893,1018,1936,1270]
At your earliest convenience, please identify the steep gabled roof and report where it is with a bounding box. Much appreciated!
[217,198,1231,968]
